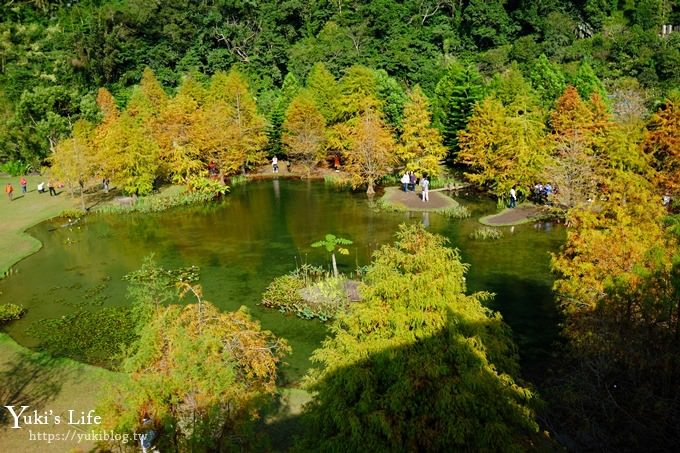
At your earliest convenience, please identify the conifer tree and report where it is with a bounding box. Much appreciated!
[200,69,267,174]
[458,97,548,198]
[434,62,485,159]
[644,98,680,195]
[336,65,380,121]
[529,54,566,107]
[398,86,446,176]
[301,224,538,452]
[341,100,396,194]
[306,62,340,123]
[102,291,289,451]
[267,72,301,157]
[50,119,96,210]
[572,61,607,101]
[282,90,326,177]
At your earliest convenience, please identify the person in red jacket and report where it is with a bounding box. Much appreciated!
[5,183,14,201]
[20,176,27,194]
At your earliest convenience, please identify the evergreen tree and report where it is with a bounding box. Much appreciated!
[301,224,539,452]
[572,61,607,101]
[434,62,485,160]
[306,62,340,123]
[374,69,407,130]
[267,72,301,157]
[529,54,566,107]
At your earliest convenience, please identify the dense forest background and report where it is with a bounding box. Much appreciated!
[1,0,679,164]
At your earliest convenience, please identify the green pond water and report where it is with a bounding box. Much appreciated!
[0,180,565,381]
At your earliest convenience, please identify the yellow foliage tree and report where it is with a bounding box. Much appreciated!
[282,90,326,177]
[398,86,446,177]
[644,99,680,195]
[458,97,548,199]
[155,92,204,183]
[50,119,97,210]
[199,70,267,174]
[341,100,396,194]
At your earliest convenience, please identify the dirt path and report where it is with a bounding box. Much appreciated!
[480,205,543,226]
[381,186,459,211]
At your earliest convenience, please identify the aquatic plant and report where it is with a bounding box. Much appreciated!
[470,226,504,240]
[0,303,25,324]
[439,204,471,219]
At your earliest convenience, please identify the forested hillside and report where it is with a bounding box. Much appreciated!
[1,0,679,164]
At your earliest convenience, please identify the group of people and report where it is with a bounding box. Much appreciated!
[531,183,554,205]
[5,177,27,201]
[400,172,430,202]
[508,182,555,208]
[5,178,59,201]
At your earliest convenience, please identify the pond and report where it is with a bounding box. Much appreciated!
[0,180,565,382]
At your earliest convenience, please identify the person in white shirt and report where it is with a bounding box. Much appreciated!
[420,176,429,202]
[510,186,517,208]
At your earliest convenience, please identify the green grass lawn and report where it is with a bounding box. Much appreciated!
[0,174,125,452]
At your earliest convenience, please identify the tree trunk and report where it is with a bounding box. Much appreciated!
[366,178,375,195]
[331,253,338,278]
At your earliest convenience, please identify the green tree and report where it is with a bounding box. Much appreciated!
[306,62,340,123]
[311,233,353,278]
[528,54,566,107]
[301,224,539,452]
[434,62,485,159]
[572,61,607,101]
[267,72,301,157]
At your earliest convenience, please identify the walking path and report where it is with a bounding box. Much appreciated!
[479,204,545,226]
[380,186,460,211]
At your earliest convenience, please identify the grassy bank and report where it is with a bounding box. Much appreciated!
[0,174,124,451]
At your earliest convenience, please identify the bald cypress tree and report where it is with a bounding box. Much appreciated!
[300,224,539,452]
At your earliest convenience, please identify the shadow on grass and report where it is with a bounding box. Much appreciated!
[0,350,72,426]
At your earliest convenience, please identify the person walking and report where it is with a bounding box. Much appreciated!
[509,185,517,208]
[20,176,27,194]
[420,176,429,202]
[272,156,279,173]
[48,180,57,196]
[5,183,14,201]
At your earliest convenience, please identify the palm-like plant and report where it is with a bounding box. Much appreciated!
[311,234,353,278]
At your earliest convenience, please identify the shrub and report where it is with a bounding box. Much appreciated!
[0,160,32,176]
[186,176,229,195]
[470,227,504,240]
[95,190,217,215]
[0,303,25,324]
